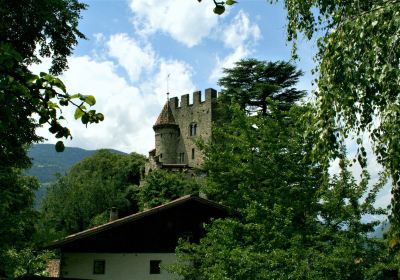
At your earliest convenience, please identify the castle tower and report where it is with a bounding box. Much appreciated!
[144,88,218,176]
[153,101,180,164]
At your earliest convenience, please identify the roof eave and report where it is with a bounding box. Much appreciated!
[44,195,231,250]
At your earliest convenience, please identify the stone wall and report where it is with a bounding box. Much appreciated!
[154,125,179,164]
[168,88,217,168]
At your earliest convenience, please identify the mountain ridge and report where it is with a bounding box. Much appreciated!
[26,144,127,207]
[27,143,126,183]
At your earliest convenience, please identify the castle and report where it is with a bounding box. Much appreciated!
[144,88,218,175]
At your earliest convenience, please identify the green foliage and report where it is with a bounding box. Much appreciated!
[0,169,38,250]
[218,59,306,115]
[0,43,104,162]
[172,102,385,279]
[38,150,145,238]
[26,144,102,184]
[207,0,236,15]
[203,102,320,216]
[0,1,104,276]
[0,168,40,276]
[0,0,87,75]
[205,0,400,265]
[274,0,400,263]
[139,169,201,209]
[1,248,54,279]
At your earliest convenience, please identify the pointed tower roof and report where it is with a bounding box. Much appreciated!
[153,101,178,129]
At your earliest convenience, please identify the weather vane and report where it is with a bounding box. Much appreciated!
[166,73,170,100]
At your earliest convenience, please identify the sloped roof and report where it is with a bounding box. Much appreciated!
[153,101,177,128]
[45,195,232,252]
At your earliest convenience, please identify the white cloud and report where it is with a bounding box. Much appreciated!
[209,10,261,82]
[34,34,197,155]
[93,33,105,44]
[107,33,155,82]
[222,10,261,49]
[154,59,195,101]
[129,0,219,47]
[209,45,249,81]
[138,57,196,112]
[35,55,161,154]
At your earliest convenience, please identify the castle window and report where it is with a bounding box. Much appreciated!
[93,260,105,275]
[160,153,163,159]
[150,260,161,274]
[179,153,185,163]
[189,123,197,136]
[192,148,195,159]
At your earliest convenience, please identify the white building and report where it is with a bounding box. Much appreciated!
[46,195,231,280]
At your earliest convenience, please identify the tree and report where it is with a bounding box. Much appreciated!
[0,0,104,156]
[1,248,54,279]
[208,102,323,226]
[0,169,39,262]
[218,59,306,115]
[207,0,400,266]
[0,45,103,169]
[0,0,86,75]
[0,1,104,275]
[139,169,202,210]
[202,103,320,215]
[171,101,385,280]
[39,150,144,238]
[279,0,400,264]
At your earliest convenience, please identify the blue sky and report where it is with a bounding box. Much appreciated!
[32,0,390,210]
[34,0,317,154]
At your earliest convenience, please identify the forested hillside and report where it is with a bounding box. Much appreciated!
[26,144,126,207]
[27,144,125,183]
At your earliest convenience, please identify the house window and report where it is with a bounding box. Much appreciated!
[93,260,105,275]
[189,123,197,136]
[179,153,185,163]
[191,148,195,159]
[150,260,161,274]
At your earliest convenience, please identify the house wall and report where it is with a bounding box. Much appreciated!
[61,252,177,280]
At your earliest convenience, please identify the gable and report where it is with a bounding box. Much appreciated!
[46,195,231,253]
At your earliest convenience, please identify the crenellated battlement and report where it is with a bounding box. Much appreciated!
[146,87,218,175]
[169,88,217,108]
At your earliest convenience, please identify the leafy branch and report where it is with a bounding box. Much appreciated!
[0,43,104,153]
[197,0,237,15]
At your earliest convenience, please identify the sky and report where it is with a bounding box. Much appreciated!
[31,0,391,210]
[33,0,318,155]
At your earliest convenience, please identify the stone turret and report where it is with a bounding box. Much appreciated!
[153,101,180,164]
[144,88,218,177]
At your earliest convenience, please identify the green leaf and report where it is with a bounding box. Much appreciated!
[85,95,96,106]
[52,77,66,93]
[55,141,65,152]
[70,93,81,99]
[213,5,225,15]
[81,114,89,124]
[225,0,237,5]
[96,113,105,121]
[39,116,48,124]
[47,101,59,109]
[74,106,86,120]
